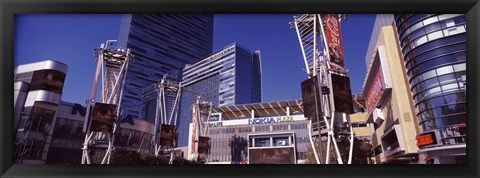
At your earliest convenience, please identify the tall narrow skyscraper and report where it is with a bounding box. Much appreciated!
[117,14,214,120]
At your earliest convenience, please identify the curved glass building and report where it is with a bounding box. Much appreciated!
[394,14,466,164]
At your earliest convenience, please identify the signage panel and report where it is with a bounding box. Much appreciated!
[325,14,345,67]
[249,147,295,164]
[301,76,321,119]
[330,74,354,114]
[366,68,385,113]
[90,103,116,133]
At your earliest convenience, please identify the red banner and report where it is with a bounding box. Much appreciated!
[366,68,385,113]
[325,14,345,67]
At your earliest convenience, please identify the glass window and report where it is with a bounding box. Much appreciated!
[415,36,428,46]
[442,83,459,93]
[423,16,439,26]
[438,73,457,85]
[255,138,271,147]
[453,63,466,72]
[429,96,446,108]
[427,30,444,41]
[424,77,439,89]
[273,137,289,146]
[428,87,442,97]
[438,14,461,21]
[436,65,454,76]
[422,69,437,80]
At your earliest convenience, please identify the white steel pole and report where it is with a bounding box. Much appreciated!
[308,120,320,164]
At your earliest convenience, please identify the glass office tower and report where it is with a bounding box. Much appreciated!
[117,14,214,120]
[176,43,262,147]
[394,14,466,164]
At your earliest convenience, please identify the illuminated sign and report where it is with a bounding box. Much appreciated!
[248,116,294,125]
[366,68,385,113]
[325,14,345,67]
[416,132,437,147]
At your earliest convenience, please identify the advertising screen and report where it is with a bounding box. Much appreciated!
[159,124,176,148]
[365,68,385,113]
[90,103,117,133]
[325,14,345,67]
[301,76,322,119]
[30,69,66,94]
[331,74,354,114]
[248,147,295,164]
[197,136,211,154]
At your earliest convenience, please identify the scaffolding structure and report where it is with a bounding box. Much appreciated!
[81,40,133,164]
[191,96,213,163]
[290,14,354,164]
[149,75,182,164]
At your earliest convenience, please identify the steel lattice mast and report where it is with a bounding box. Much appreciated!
[81,40,133,164]
[191,96,213,163]
[290,14,354,164]
[151,75,182,165]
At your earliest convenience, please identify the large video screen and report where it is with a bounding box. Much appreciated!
[30,69,66,94]
[301,76,322,119]
[249,147,295,164]
[159,124,176,148]
[197,136,211,154]
[90,103,117,133]
[331,74,354,114]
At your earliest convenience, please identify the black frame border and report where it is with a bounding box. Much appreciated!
[1,0,479,178]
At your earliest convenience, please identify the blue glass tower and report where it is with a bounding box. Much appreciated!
[176,43,262,147]
[395,14,466,163]
[117,14,214,121]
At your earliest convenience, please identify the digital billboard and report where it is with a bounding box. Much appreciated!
[90,103,117,133]
[249,147,295,164]
[30,69,66,94]
[159,124,176,148]
[301,76,322,119]
[325,14,345,67]
[330,74,354,114]
[197,136,211,154]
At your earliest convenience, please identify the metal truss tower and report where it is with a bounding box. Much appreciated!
[81,40,133,164]
[290,14,354,164]
[150,75,182,164]
[191,96,213,163]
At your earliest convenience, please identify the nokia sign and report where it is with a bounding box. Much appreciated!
[248,116,294,125]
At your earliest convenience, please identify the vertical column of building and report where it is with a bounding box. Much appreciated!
[394,14,467,164]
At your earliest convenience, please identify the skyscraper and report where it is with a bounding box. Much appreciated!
[117,14,214,120]
[394,14,467,164]
[176,43,262,148]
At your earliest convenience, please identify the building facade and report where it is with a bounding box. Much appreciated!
[117,14,214,120]
[186,99,309,164]
[362,21,420,164]
[176,43,262,147]
[394,14,467,164]
[46,100,156,164]
[14,60,68,164]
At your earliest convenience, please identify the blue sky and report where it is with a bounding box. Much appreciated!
[15,14,375,104]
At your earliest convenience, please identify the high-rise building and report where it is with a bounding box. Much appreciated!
[394,14,467,164]
[176,43,262,148]
[14,60,68,164]
[117,14,214,120]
